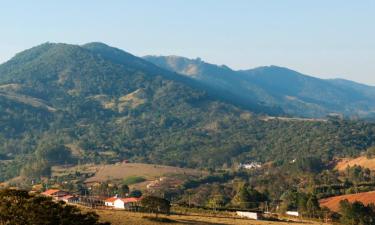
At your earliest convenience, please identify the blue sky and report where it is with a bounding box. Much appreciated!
[1,0,374,85]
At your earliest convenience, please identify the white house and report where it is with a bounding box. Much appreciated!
[286,211,299,217]
[113,197,140,209]
[236,211,261,220]
[239,162,262,170]
[104,196,118,207]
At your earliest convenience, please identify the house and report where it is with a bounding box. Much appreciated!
[62,195,79,203]
[41,189,68,199]
[104,196,118,207]
[113,197,140,209]
[286,211,299,217]
[236,211,262,220]
[239,162,262,170]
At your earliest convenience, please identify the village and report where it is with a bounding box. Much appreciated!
[38,185,305,223]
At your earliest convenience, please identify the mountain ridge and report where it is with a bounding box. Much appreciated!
[144,55,375,118]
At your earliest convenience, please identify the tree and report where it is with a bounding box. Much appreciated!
[129,190,142,198]
[231,184,252,209]
[306,195,320,218]
[339,200,375,225]
[0,189,110,225]
[141,196,171,217]
[366,146,375,159]
[279,190,298,212]
[118,184,129,197]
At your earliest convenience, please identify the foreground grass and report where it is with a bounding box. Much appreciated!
[89,209,330,225]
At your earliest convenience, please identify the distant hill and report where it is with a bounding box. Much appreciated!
[144,55,375,118]
[1,42,375,182]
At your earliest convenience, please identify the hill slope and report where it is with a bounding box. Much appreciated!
[1,43,375,182]
[144,56,375,118]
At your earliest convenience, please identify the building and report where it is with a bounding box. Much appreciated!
[113,197,141,209]
[239,162,262,170]
[62,195,79,203]
[286,211,299,217]
[104,196,118,207]
[41,189,68,200]
[236,211,262,220]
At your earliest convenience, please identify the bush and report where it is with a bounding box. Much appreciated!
[123,176,146,185]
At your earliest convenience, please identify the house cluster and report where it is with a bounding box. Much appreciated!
[146,177,181,189]
[239,162,262,170]
[41,189,79,203]
[41,189,141,210]
[104,195,141,209]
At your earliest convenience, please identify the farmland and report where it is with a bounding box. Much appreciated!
[51,163,206,189]
[89,209,329,225]
[320,191,375,212]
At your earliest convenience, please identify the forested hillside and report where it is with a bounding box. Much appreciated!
[144,55,375,118]
[0,43,375,182]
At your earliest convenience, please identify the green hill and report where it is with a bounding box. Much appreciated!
[0,43,375,182]
[144,56,375,118]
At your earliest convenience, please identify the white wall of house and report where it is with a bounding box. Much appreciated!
[105,201,115,207]
[286,211,299,217]
[114,199,125,209]
[236,211,259,220]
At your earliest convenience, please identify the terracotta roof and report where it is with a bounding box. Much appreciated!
[62,195,76,200]
[105,197,118,203]
[121,197,140,203]
[41,189,61,196]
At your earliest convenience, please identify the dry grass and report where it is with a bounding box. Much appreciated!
[335,156,375,171]
[90,209,329,225]
[320,191,375,212]
[86,163,203,182]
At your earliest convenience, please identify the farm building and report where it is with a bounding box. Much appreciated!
[41,189,68,200]
[61,195,79,203]
[236,211,262,220]
[104,196,118,207]
[286,211,299,217]
[113,197,141,209]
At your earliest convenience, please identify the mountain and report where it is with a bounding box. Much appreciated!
[1,43,375,182]
[144,56,375,118]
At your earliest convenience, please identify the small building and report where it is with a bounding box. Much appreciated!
[236,211,262,220]
[62,195,79,203]
[239,162,262,170]
[105,196,118,207]
[41,189,68,199]
[113,197,140,209]
[286,211,299,217]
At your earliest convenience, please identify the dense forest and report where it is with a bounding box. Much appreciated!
[0,42,375,183]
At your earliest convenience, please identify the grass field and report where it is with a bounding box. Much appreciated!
[320,191,375,212]
[52,162,205,190]
[84,163,204,183]
[335,156,375,171]
[90,209,329,225]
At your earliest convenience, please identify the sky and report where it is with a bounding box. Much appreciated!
[1,0,374,85]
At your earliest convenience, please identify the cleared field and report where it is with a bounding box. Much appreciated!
[320,191,375,212]
[92,209,328,225]
[335,156,375,171]
[83,163,204,183]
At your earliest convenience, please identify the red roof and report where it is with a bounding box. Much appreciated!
[121,197,140,203]
[105,197,118,203]
[42,189,61,196]
[62,195,76,200]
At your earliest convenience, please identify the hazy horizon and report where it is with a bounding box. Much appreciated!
[1,0,374,85]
